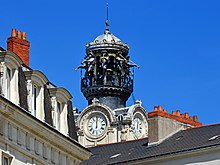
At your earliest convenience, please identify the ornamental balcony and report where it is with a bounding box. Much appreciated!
[81,74,133,93]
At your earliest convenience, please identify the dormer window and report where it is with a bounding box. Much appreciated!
[49,87,72,135]
[0,51,23,105]
[24,70,49,121]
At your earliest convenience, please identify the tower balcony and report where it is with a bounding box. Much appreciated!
[81,74,133,94]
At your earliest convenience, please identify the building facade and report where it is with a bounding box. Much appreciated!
[0,29,91,165]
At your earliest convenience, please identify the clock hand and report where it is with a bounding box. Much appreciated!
[96,117,98,129]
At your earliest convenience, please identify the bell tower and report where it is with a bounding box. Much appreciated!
[77,16,147,148]
[79,21,137,110]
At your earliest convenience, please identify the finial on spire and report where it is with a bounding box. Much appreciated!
[105,0,109,31]
[105,20,109,31]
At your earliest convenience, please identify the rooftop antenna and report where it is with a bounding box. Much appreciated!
[105,0,109,31]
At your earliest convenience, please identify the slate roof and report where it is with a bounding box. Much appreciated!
[0,46,5,51]
[81,124,220,165]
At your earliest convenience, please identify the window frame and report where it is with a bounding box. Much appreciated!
[2,51,23,105]
[2,152,13,165]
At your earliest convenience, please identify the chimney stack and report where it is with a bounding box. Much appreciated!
[7,28,30,66]
[148,105,202,144]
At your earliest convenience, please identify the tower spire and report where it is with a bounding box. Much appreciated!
[105,0,109,31]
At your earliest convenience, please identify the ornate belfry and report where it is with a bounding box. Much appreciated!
[77,21,148,147]
[80,21,136,109]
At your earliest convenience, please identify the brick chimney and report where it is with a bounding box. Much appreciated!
[148,105,202,144]
[7,28,30,66]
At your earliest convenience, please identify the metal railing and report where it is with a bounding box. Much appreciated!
[81,74,133,92]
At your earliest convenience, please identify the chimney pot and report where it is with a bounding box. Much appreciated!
[193,116,198,121]
[185,113,189,118]
[11,28,16,37]
[22,32,26,40]
[17,30,21,39]
[163,109,167,113]
[172,111,176,115]
[158,105,163,111]
[154,106,158,111]
[189,116,193,120]
[176,110,180,116]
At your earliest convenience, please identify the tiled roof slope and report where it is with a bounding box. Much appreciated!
[81,124,220,165]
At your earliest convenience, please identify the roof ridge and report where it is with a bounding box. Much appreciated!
[184,122,220,131]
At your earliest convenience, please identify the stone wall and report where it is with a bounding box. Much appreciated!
[0,97,91,165]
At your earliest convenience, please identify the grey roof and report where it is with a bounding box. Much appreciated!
[94,30,121,44]
[81,124,220,165]
[0,46,5,51]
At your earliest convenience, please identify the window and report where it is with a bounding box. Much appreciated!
[52,108,56,127]
[52,101,63,130]
[32,85,39,117]
[5,67,12,99]
[66,157,70,165]
[2,153,12,165]
[57,102,62,131]
[3,156,9,165]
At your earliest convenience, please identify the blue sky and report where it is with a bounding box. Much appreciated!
[1,0,220,124]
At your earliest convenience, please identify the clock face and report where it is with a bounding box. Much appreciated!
[133,117,143,138]
[87,115,107,136]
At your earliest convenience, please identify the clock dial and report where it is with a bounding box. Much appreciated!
[133,117,143,138]
[87,115,106,136]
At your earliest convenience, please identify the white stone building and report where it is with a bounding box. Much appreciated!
[0,29,91,165]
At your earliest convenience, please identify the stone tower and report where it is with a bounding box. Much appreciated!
[77,21,148,147]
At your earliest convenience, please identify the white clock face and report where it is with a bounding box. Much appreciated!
[133,117,143,138]
[87,115,107,136]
